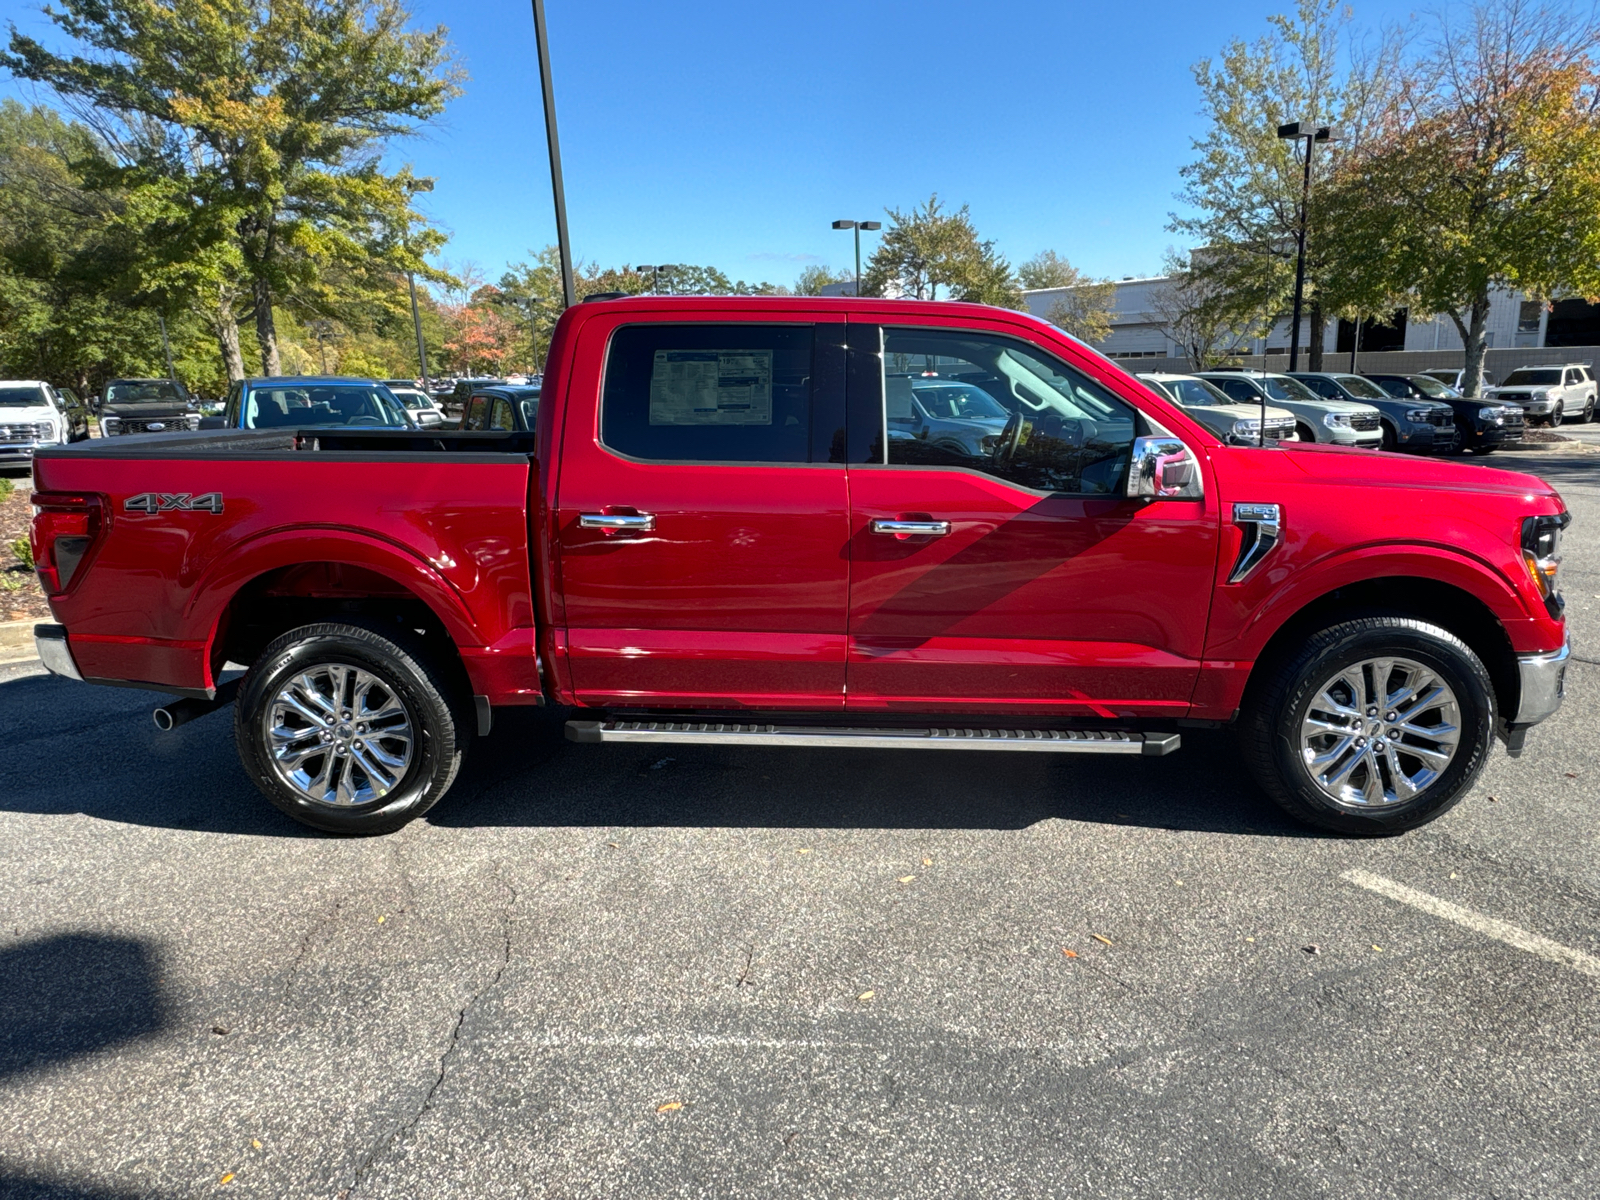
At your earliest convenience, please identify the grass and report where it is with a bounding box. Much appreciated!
[8,537,32,570]
[0,476,12,501]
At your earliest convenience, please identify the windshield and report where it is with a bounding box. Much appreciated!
[1405,375,1457,398]
[1502,368,1562,386]
[391,389,432,410]
[244,385,410,429]
[1165,378,1237,407]
[1334,375,1389,400]
[107,381,187,404]
[0,386,46,407]
[911,382,1008,421]
[1261,376,1321,402]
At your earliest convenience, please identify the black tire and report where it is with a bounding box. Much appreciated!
[235,620,468,834]
[1584,397,1595,423]
[1380,422,1398,452]
[1295,422,1318,444]
[1550,403,1563,428]
[1240,616,1495,835]
[1470,444,1497,455]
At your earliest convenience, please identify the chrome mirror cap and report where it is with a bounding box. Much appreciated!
[1127,436,1203,500]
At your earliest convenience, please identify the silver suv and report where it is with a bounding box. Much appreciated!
[1137,374,1297,445]
[1196,371,1383,448]
[1488,364,1597,426]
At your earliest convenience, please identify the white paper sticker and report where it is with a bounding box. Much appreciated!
[649,349,773,425]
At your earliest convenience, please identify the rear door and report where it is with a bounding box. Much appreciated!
[556,313,850,708]
[843,321,1221,719]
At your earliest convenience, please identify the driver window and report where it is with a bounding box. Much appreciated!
[881,327,1137,495]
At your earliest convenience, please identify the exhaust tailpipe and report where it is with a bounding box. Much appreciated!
[152,679,240,732]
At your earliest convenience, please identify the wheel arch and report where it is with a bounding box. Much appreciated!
[1242,575,1521,722]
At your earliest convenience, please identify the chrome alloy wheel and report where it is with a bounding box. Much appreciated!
[1298,657,1461,809]
[265,664,415,808]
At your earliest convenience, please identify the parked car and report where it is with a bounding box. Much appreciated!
[1421,368,1497,394]
[388,386,445,428]
[458,384,541,432]
[1289,372,1458,452]
[880,374,1011,460]
[448,377,506,414]
[199,377,415,431]
[1197,371,1383,448]
[31,295,1570,841]
[382,378,420,390]
[0,380,88,464]
[98,378,200,437]
[1138,374,1297,445]
[1487,364,1597,426]
[1366,373,1525,455]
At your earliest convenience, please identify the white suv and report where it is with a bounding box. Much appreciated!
[1488,363,1597,426]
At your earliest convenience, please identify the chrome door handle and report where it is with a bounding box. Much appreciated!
[871,519,951,536]
[579,512,656,531]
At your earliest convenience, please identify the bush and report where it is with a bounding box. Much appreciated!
[9,537,32,570]
[0,476,13,501]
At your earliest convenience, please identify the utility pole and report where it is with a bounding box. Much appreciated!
[408,272,431,390]
[531,0,576,308]
[157,312,176,380]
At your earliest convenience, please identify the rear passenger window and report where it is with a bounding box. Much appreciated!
[464,395,489,431]
[488,398,513,431]
[603,324,816,463]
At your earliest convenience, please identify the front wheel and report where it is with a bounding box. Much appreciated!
[1380,423,1398,452]
[1296,422,1318,444]
[235,621,468,834]
[1550,403,1563,428]
[1240,617,1495,835]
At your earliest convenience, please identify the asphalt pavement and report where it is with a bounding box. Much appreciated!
[2,448,1599,1199]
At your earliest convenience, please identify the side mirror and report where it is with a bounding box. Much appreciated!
[1127,435,1203,500]
[198,416,226,430]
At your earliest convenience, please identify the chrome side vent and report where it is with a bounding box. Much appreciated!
[1229,502,1282,583]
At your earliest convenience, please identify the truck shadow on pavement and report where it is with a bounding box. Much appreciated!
[0,669,1312,838]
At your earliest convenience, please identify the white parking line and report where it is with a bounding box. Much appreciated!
[1341,869,1600,979]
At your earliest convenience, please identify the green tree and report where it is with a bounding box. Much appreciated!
[1171,0,1401,368]
[794,264,854,295]
[1017,251,1118,343]
[1319,2,1600,396]
[1149,251,1259,368]
[861,195,1023,307]
[5,0,461,379]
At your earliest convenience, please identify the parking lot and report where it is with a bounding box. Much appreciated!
[2,446,1598,1200]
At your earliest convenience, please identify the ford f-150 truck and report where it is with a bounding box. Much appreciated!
[28,296,1571,836]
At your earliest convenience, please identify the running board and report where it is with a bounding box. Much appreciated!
[565,720,1179,756]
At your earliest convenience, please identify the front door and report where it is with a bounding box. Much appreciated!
[557,316,850,709]
[845,322,1220,718]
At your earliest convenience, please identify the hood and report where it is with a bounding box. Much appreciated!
[1194,401,1296,423]
[103,401,192,418]
[0,404,57,425]
[1282,395,1377,414]
[1283,440,1560,500]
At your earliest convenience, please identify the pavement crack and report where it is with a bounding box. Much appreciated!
[346,877,518,1198]
[281,898,342,1003]
[736,943,756,989]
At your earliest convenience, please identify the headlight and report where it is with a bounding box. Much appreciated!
[1531,389,1554,400]
[185,414,201,430]
[1478,405,1501,419]
[1521,512,1570,616]
[102,415,121,434]
[979,435,997,453]
[1323,412,1352,428]
[1405,408,1434,423]
[1231,418,1262,435]
[35,420,58,441]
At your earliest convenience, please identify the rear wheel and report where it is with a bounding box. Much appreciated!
[1241,617,1495,835]
[1584,396,1595,423]
[235,621,468,834]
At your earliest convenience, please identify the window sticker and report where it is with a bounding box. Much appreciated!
[648,349,773,425]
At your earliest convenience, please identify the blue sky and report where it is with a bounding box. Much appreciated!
[4,0,1427,288]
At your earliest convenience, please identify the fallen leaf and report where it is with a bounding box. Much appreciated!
[1372,945,1383,952]
[250,1140,262,1151]
[219,1174,234,1186]
[1302,944,1321,955]
[1450,872,1458,879]
[1488,795,1499,802]
[376,915,385,924]
[1566,773,1580,779]
[211,1026,229,1036]
[1091,934,1114,947]
[605,842,619,849]
[1245,937,1255,943]
[1174,880,1183,887]
[897,875,915,884]
[656,1101,683,1113]
[922,857,932,866]
[857,990,875,1002]
[796,848,812,855]
[1061,949,1078,958]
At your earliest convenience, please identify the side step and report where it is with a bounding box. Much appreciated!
[565,720,1179,757]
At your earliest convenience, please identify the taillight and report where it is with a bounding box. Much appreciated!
[30,492,104,595]
[1521,511,1570,618]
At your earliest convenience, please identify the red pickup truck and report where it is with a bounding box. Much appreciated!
[30,297,1571,836]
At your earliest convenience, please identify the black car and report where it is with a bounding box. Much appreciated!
[458,385,540,432]
[98,378,199,437]
[447,377,507,415]
[1365,373,1524,455]
[1288,372,1459,453]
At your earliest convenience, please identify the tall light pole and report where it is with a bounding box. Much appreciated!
[407,272,431,391]
[831,219,881,296]
[531,0,576,308]
[1276,121,1337,372]
[156,312,176,380]
[635,265,678,295]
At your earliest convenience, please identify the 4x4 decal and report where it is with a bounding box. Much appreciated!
[125,492,225,514]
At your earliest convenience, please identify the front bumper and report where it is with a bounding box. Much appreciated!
[1499,636,1570,755]
[34,623,82,681]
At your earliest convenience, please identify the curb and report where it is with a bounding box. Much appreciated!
[0,618,38,664]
